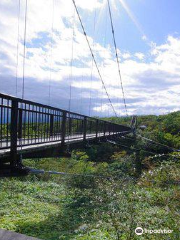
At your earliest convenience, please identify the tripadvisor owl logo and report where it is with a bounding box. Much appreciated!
[135,227,173,235]
[135,227,143,235]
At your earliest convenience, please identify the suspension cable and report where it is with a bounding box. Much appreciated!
[107,0,128,116]
[119,136,180,159]
[68,9,75,112]
[89,10,97,117]
[15,0,21,97]
[48,0,55,105]
[19,0,28,166]
[80,62,84,114]
[137,134,180,152]
[31,168,164,185]
[28,167,180,184]
[107,140,157,155]
[102,3,108,116]
[22,0,28,101]
[89,60,93,115]
[67,8,76,145]
[71,0,118,117]
[29,168,109,179]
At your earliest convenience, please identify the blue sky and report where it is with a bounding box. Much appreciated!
[0,0,180,116]
[87,0,180,52]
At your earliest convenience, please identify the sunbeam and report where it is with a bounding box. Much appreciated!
[118,0,146,39]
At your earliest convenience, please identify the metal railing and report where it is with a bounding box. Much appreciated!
[0,93,131,154]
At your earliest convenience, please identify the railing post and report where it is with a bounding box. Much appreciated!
[104,122,106,136]
[10,99,18,167]
[69,118,72,136]
[61,111,66,148]
[96,119,99,139]
[50,114,54,137]
[117,125,119,135]
[90,121,92,134]
[83,116,87,142]
[18,109,22,139]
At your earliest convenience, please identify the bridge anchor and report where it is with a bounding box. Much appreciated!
[0,160,30,177]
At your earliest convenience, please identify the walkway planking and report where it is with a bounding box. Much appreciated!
[0,131,130,158]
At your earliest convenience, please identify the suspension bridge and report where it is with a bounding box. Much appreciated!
[0,92,132,176]
[0,0,136,176]
[1,0,178,177]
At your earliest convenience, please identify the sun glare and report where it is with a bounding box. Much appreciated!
[118,0,145,37]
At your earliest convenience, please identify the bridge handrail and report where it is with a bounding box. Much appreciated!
[0,92,131,166]
[0,93,129,128]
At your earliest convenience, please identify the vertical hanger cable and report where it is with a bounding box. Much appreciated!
[15,0,21,97]
[48,0,55,105]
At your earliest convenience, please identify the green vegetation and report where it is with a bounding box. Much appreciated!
[0,111,180,240]
[105,111,180,149]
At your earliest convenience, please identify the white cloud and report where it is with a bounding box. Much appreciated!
[0,0,180,116]
[122,52,131,59]
[76,0,103,11]
[135,52,144,60]
[142,35,147,41]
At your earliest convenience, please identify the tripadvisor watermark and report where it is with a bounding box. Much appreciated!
[135,227,173,236]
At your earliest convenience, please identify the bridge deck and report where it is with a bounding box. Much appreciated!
[0,131,130,158]
[0,93,131,164]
